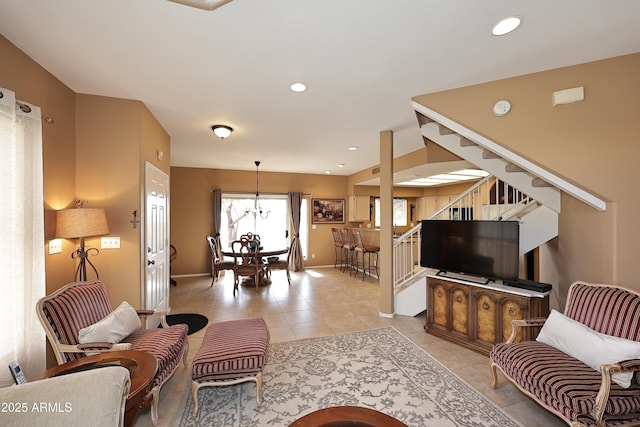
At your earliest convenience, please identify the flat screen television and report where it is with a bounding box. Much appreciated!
[420,220,519,282]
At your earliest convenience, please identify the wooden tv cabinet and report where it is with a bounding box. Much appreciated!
[424,275,550,356]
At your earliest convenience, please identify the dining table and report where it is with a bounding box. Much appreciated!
[222,247,288,287]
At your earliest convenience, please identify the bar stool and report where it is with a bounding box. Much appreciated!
[331,228,344,269]
[351,228,380,281]
[339,228,355,275]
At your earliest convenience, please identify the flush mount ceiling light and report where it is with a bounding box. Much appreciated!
[491,16,522,36]
[211,124,233,139]
[348,146,358,151]
[168,0,233,11]
[290,82,308,93]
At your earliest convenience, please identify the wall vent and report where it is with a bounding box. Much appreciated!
[372,166,380,175]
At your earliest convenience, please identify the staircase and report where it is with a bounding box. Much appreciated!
[393,103,607,316]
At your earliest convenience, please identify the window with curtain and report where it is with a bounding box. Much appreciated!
[0,88,46,386]
[220,193,288,251]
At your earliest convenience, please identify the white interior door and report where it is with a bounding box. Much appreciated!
[144,162,170,313]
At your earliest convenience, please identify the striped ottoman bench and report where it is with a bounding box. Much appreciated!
[191,317,270,415]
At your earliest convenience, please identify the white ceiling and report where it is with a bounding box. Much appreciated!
[2,0,639,179]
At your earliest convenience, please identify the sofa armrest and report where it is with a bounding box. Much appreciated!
[60,342,132,355]
[506,317,547,343]
[136,309,155,316]
[137,309,170,328]
[77,342,116,351]
[618,358,640,371]
[0,366,130,427]
[591,359,640,424]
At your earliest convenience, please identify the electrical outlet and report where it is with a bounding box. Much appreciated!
[48,238,62,254]
[101,237,121,249]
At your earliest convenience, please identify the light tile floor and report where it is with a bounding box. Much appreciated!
[133,267,565,427]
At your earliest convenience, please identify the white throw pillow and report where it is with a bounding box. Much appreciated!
[78,301,141,344]
[536,309,640,388]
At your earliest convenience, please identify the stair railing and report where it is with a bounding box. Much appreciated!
[393,175,536,292]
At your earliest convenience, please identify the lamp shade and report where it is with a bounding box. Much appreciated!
[56,208,109,239]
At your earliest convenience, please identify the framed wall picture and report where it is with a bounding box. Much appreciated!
[312,198,345,224]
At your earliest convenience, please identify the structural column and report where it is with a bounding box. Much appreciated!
[379,130,394,317]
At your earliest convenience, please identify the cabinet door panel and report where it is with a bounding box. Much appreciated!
[432,283,448,327]
[451,288,468,334]
[501,298,526,343]
[476,294,497,343]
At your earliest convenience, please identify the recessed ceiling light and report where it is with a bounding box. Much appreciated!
[491,16,522,36]
[290,82,307,93]
[338,163,345,168]
[324,170,332,174]
[348,146,358,151]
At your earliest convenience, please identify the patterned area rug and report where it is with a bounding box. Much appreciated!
[174,327,523,427]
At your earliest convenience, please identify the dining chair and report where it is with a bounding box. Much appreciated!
[240,233,262,251]
[206,236,235,286]
[264,238,294,285]
[169,244,177,286]
[231,236,264,295]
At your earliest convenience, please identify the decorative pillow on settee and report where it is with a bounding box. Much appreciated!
[537,309,640,388]
[78,301,141,344]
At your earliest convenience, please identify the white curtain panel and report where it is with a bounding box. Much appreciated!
[0,87,46,386]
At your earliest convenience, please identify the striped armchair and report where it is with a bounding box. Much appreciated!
[490,281,640,427]
[36,280,189,426]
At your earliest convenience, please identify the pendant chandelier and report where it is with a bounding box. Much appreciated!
[246,160,270,219]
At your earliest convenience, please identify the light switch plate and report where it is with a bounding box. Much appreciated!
[48,238,62,254]
[101,237,121,249]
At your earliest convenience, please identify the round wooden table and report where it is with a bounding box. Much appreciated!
[32,350,157,427]
[288,406,408,427]
[222,248,288,286]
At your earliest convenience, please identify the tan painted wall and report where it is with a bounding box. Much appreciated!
[413,53,640,296]
[0,35,77,295]
[170,166,353,274]
[75,95,144,307]
[75,95,171,308]
[2,36,169,309]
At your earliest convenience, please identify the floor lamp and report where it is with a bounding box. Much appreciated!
[56,207,110,281]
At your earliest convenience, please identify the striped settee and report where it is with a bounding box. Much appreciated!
[36,280,189,426]
[490,281,640,427]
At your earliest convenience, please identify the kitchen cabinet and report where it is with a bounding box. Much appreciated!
[349,196,370,222]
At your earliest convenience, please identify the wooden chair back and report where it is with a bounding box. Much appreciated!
[231,236,263,292]
[207,235,234,285]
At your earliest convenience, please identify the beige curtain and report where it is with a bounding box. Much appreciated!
[0,88,46,385]
[288,192,304,271]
